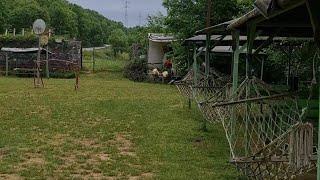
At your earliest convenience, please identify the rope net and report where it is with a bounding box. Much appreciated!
[192,72,231,123]
[210,77,316,179]
[175,69,199,99]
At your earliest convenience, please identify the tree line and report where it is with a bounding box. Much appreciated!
[0,0,125,47]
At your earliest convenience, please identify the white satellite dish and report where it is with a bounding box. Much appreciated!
[33,19,46,35]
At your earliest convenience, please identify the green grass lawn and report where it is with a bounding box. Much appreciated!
[0,71,239,179]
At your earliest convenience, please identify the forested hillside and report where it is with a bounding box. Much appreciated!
[0,0,125,47]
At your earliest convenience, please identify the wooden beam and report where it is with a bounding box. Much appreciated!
[256,1,305,21]
[306,0,320,46]
[258,23,312,28]
[232,30,240,93]
[193,47,198,85]
[211,93,292,108]
[205,33,211,75]
[306,0,320,175]
[253,29,281,55]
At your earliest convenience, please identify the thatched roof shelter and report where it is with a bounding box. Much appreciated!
[197,0,319,41]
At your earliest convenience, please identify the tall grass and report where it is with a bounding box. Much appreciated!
[82,48,129,72]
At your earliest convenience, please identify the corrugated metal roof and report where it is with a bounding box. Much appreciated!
[148,33,175,43]
[198,46,266,55]
[186,35,249,42]
[82,45,111,51]
[1,47,52,54]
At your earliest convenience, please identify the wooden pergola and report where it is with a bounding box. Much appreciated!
[194,0,320,178]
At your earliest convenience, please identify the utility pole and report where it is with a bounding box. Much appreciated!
[139,13,142,26]
[205,0,212,76]
[124,0,129,27]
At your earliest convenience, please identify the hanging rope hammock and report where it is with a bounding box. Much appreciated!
[175,69,204,99]
[209,77,316,179]
[176,45,318,179]
[192,69,232,123]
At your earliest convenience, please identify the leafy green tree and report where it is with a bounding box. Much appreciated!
[9,2,49,30]
[0,2,7,32]
[49,2,78,37]
[0,0,125,47]
[109,29,128,56]
[162,0,241,74]
[163,0,240,38]
[147,12,167,33]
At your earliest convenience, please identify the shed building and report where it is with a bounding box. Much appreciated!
[148,33,175,69]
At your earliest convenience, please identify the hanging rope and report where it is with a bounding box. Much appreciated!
[175,69,205,99]
[208,77,316,179]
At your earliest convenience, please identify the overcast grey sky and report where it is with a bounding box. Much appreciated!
[67,0,166,27]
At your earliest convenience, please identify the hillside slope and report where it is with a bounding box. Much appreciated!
[0,0,124,46]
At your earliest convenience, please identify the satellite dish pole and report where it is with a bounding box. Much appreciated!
[33,19,46,88]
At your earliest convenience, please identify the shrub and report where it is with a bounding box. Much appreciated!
[124,58,147,82]
[49,72,76,79]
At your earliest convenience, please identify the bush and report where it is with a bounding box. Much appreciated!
[49,72,76,79]
[124,58,147,82]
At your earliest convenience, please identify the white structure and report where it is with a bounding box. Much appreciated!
[148,33,175,69]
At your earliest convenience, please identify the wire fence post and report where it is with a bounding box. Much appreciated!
[5,53,8,76]
[46,45,49,78]
[318,63,320,180]
[92,47,95,72]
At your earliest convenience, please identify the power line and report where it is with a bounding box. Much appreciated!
[124,0,129,27]
[138,13,142,26]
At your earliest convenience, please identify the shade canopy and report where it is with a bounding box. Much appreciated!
[196,0,317,39]
[148,33,176,43]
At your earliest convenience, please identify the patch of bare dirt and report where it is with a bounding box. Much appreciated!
[50,133,68,146]
[71,173,117,180]
[75,138,101,149]
[0,148,8,160]
[129,172,154,180]
[86,117,112,127]
[0,174,23,180]
[94,153,110,161]
[55,144,112,178]
[109,133,136,157]
[19,153,46,167]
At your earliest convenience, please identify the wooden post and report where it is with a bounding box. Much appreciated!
[244,24,256,166]
[46,45,49,78]
[205,33,211,76]
[318,66,320,180]
[232,30,240,93]
[35,35,41,88]
[92,47,95,72]
[5,53,8,76]
[231,30,240,158]
[205,0,211,76]
[318,63,320,180]
[305,1,320,174]
[260,57,264,80]
[193,47,198,85]
[306,0,320,45]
